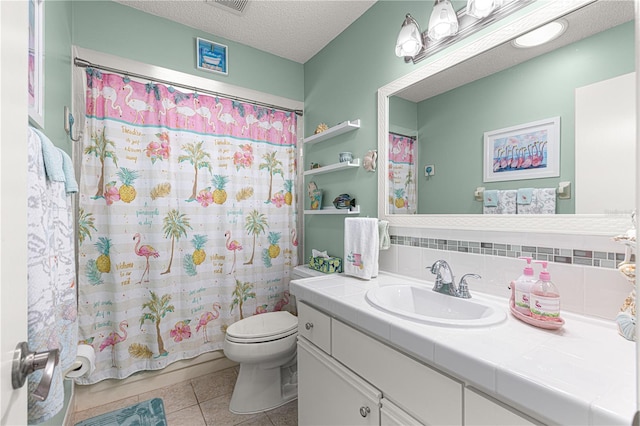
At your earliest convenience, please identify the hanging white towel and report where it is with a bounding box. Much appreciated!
[344,218,379,280]
[27,127,78,424]
[482,190,517,214]
[517,188,556,214]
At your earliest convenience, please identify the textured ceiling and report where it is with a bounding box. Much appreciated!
[114,0,377,64]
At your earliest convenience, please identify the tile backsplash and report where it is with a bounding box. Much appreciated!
[379,227,633,321]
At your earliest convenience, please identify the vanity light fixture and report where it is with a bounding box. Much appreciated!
[396,0,534,64]
[512,20,568,48]
[395,14,424,58]
[427,0,459,41]
[466,0,503,19]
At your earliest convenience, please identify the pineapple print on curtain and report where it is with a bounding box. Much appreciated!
[77,70,298,383]
[388,133,417,214]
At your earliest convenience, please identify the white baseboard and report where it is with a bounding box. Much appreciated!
[73,350,237,412]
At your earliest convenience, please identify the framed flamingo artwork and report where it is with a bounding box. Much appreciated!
[28,0,44,127]
[196,37,228,76]
[483,116,560,183]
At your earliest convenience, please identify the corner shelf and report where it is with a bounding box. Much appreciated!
[304,205,360,215]
[303,159,360,176]
[303,120,360,145]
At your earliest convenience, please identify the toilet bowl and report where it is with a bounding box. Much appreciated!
[224,310,299,414]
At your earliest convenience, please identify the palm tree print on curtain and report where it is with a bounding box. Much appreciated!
[140,291,175,357]
[77,70,297,383]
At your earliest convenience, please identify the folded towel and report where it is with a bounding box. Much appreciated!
[517,188,534,205]
[483,190,499,207]
[344,218,379,280]
[379,220,390,250]
[517,188,556,214]
[32,128,65,182]
[483,190,517,214]
[59,149,78,194]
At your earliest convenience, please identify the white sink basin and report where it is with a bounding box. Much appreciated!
[365,284,506,328]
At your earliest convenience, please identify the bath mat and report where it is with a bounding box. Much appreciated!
[75,398,166,426]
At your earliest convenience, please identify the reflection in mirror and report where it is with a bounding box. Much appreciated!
[386,1,635,215]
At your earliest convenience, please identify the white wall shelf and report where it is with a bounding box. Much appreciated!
[304,159,360,176]
[304,205,360,215]
[304,120,360,145]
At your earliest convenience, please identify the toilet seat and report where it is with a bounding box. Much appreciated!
[226,311,298,343]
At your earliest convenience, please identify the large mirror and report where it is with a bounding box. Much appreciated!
[378,0,635,234]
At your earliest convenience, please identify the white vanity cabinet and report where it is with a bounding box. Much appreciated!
[298,301,460,425]
[464,388,539,426]
[332,317,462,425]
[297,301,545,426]
[381,398,424,426]
[298,338,381,425]
[297,301,331,353]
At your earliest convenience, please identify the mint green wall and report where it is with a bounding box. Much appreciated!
[303,1,434,261]
[417,21,634,215]
[303,3,635,260]
[37,0,73,154]
[71,1,303,102]
[389,96,417,136]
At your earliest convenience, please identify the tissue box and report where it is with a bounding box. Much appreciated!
[308,256,343,274]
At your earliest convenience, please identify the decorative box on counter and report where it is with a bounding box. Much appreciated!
[308,256,343,274]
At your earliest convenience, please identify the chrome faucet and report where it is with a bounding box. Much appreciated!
[429,260,481,299]
[430,260,457,296]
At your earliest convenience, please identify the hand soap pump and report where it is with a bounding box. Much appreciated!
[530,261,561,321]
[513,257,537,316]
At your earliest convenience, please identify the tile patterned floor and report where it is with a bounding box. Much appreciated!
[71,367,298,426]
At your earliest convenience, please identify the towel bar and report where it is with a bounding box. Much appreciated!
[474,181,571,202]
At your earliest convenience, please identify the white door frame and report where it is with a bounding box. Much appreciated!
[0,0,29,425]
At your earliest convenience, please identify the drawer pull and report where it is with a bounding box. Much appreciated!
[305,322,314,330]
[359,406,370,417]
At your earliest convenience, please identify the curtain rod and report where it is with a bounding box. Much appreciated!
[389,131,416,140]
[73,57,303,116]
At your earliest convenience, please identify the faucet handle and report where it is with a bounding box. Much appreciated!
[458,274,481,299]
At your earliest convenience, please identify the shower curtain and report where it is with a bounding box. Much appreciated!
[76,69,298,384]
[388,133,417,214]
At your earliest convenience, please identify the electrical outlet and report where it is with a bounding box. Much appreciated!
[425,164,435,176]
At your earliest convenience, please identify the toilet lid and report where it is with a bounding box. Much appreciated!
[226,311,298,342]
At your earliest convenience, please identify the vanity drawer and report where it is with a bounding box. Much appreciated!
[332,319,463,425]
[298,302,331,354]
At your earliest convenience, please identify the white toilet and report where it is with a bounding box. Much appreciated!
[224,265,322,414]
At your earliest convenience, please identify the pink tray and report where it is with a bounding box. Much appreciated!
[509,298,564,330]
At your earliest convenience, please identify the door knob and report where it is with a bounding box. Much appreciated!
[12,342,59,401]
[305,322,314,330]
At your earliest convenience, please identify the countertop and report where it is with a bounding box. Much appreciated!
[290,271,637,425]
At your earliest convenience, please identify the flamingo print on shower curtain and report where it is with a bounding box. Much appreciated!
[388,133,417,214]
[77,69,298,383]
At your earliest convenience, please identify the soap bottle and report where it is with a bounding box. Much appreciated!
[513,257,537,316]
[530,261,561,321]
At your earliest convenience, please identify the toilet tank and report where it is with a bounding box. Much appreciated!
[292,265,327,280]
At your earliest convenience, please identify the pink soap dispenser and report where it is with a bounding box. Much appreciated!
[530,261,562,322]
[513,257,537,316]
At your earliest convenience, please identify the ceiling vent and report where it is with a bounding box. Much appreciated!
[204,0,249,15]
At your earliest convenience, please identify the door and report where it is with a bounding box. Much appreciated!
[298,338,381,425]
[0,0,29,424]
